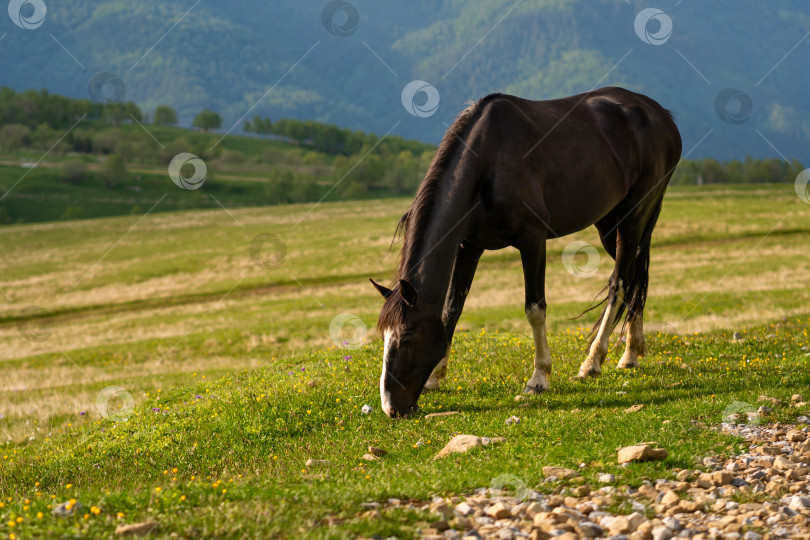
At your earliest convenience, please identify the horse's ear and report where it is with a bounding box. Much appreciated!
[369,279,393,299]
[399,279,418,306]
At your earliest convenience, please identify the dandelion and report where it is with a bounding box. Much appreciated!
[155,487,162,493]
[90,506,101,515]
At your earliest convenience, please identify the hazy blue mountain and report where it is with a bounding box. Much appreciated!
[2,0,810,161]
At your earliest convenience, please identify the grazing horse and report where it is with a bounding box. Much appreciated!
[371,87,682,418]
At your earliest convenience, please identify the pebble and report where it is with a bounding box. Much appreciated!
[617,444,668,463]
[425,411,460,419]
[115,522,159,536]
[598,473,616,483]
[52,501,82,517]
[542,466,580,479]
[505,416,520,426]
[361,404,373,414]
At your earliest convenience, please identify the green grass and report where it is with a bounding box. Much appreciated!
[1,184,810,537]
[2,322,809,538]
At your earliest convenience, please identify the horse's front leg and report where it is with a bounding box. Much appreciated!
[519,239,551,394]
[424,242,483,391]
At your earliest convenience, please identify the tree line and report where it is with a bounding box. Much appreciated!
[671,157,805,185]
[243,115,433,157]
[0,87,805,194]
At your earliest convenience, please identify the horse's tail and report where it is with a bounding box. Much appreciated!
[584,196,663,344]
[621,197,662,328]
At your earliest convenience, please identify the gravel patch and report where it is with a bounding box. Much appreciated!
[362,420,810,539]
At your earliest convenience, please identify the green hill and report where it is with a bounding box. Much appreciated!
[3,1,810,160]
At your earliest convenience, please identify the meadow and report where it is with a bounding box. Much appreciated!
[1,183,809,538]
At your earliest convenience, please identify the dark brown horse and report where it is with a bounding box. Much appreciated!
[371,87,682,417]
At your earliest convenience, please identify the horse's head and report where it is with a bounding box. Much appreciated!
[372,279,447,418]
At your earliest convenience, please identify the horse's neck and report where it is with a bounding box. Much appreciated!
[404,173,473,309]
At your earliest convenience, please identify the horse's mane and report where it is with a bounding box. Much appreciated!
[377,93,502,332]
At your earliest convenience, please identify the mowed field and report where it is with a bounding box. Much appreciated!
[1,184,810,538]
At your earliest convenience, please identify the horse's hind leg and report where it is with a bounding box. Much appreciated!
[577,273,624,378]
[577,221,621,378]
[617,201,663,369]
[580,196,664,376]
[617,313,646,369]
[424,242,483,391]
[518,237,551,394]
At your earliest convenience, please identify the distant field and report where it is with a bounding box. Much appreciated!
[1,184,809,537]
[1,183,808,438]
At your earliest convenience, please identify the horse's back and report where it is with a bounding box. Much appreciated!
[465,87,681,240]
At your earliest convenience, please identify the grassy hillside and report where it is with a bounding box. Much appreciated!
[3,1,810,160]
[0,117,433,224]
[0,185,809,536]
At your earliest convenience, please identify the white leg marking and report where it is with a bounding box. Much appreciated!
[380,329,395,416]
[524,304,551,394]
[424,344,451,391]
[618,314,645,369]
[578,282,624,378]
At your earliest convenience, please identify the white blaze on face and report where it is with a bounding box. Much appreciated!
[380,329,395,416]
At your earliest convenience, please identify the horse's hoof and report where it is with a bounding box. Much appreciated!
[523,385,547,395]
[617,357,640,369]
[575,368,601,380]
